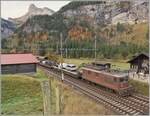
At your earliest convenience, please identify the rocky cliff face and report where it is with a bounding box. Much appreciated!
[8,0,148,37]
[8,4,55,26]
[61,0,148,25]
[14,0,149,38]
[1,18,16,39]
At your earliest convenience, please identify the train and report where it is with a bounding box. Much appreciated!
[38,58,134,96]
[82,65,134,96]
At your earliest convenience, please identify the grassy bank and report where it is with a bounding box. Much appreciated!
[129,79,149,96]
[35,69,48,81]
[1,75,43,115]
[49,78,115,115]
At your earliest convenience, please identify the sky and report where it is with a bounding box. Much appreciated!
[1,1,71,19]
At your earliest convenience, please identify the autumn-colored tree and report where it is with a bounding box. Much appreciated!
[46,52,64,63]
[68,25,92,40]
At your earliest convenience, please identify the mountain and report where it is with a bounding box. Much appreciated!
[59,0,148,25]
[17,0,148,34]
[8,4,55,26]
[3,1,149,58]
[1,18,16,39]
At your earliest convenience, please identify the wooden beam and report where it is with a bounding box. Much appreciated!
[41,80,51,115]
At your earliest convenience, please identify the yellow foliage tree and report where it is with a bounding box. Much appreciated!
[45,52,64,63]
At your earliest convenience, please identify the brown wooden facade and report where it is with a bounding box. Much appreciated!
[127,53,149,74]
[2,63,37,74]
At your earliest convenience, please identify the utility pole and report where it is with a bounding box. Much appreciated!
[60,33,64,82]
[60,33,63,58]
[94,34,97,63]
[65,48,67,59]
[93,13,97,64]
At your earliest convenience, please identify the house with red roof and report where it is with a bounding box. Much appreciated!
[1,53,39,74]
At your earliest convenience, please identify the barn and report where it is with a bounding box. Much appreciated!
[127,53,149,74]
[1,53,38,74]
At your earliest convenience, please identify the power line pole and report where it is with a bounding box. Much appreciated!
[60,33,63,58]
[65,48,67,59]
[94,14,97,64]
[94,34,97,63]
[60,33,64,82]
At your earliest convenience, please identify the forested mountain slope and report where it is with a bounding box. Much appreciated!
[2,0,149,59]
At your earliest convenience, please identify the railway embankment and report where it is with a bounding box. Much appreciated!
[129,79,149,96]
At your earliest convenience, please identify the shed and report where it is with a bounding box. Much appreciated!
[127,53,149,74]
[1,53,38,74]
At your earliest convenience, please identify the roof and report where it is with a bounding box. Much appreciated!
[1,53,39,65]
[92,61,111,65]
[82,67,128,78]
[36,56,48,60]
[68,64,76,66]
[127,53,149,63]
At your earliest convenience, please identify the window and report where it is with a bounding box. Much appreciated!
[105,77,113,83]
[124,76,128,81]
[71,66,76,68]
[114,78,117,82]
[120,78,124,82]
[96,73,99,76]
[88,71,91,74]
[67,65,71,67]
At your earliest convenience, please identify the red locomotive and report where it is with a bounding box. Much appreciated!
[81,62,134,96]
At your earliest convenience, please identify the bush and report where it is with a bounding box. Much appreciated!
[117,22,125,33]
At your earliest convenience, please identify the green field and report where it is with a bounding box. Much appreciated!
[1,75,43,115]
[65,58,130,71]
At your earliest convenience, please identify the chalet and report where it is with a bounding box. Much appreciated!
[1,53,38,74]
[127,53,149,74]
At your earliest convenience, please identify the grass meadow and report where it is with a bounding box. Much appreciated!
[1,69,115,115]
[1,75,43,115]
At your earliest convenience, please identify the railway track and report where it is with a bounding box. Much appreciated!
[38,64,149,115]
